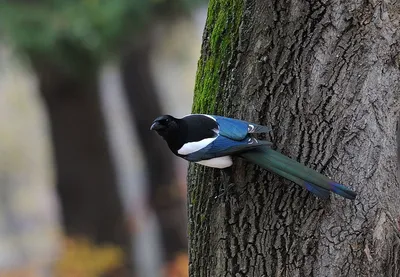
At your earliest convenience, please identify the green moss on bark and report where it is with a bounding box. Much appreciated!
[192,0,243,114]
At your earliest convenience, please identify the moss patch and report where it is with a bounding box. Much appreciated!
[192,0,244,114]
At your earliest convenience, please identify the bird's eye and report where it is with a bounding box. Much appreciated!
[165,118,170,123]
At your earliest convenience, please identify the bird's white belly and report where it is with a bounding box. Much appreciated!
[196,156,233,169]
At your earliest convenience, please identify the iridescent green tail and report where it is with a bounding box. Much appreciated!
[240,147,356,200]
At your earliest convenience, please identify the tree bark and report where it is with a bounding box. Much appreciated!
[188,0,400,276]
[120,39,188,263]
[31,59,133,276]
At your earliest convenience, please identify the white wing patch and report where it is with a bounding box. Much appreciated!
[196,156,233,169]
[177,137,217,155]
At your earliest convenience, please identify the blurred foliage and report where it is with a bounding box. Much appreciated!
[0,0,205,71]
[163,253,189,277]
[55,236,124,277]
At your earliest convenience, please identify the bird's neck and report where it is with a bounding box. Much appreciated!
[165,134,183,154]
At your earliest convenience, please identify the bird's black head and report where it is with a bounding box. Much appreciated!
[150,115,179,138]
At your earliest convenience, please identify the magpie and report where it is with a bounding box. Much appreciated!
[150,114,357,200]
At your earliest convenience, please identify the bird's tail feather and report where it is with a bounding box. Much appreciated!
[251,124,271,134]
[265,163,331,199]
[240,147,356,200]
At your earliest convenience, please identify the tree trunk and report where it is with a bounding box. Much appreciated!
[31,59,133,276]
[188,0,400,276]
[121,39,188,265]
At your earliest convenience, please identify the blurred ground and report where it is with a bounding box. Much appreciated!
[0,7,206,277]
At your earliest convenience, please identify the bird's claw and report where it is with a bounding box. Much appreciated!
[215,183,235,199]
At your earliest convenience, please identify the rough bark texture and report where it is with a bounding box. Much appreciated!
[121,40,188,262]
[31,59,133,276]
[188,0,400,276]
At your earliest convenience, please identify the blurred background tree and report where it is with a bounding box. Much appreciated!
[0,0,206,276]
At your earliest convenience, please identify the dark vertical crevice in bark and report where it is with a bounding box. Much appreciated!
[120,39,187,262]
[189,0,400,276]
[397,116,400,180]
[30,59,133,275]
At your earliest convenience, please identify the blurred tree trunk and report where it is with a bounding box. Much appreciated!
[121,37,188,268]
[30,58,133,276]
[188,0,400,276]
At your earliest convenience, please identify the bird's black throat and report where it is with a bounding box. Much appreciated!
[153,118,186,155]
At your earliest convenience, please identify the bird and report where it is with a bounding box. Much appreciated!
[150,114,357,200]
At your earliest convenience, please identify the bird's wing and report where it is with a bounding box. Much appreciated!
[210,115,271,140]
[184,135,271,162]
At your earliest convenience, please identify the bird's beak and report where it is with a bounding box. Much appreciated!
[150,121,162,131]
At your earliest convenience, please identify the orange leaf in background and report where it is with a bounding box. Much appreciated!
[0,266,40,277]
[55,236,124,277]
[164,253,188,277]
